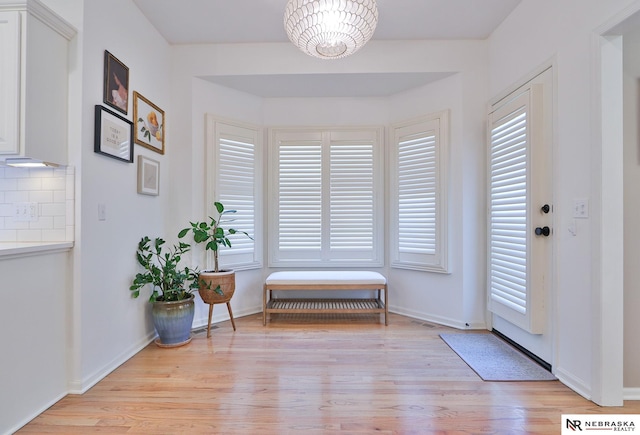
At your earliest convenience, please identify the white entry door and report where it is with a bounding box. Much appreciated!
[487,67,554,363]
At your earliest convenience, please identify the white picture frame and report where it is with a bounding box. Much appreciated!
[137,155,160,196]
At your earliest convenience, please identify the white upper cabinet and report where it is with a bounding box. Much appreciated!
[0,12,20,155]
[0,0,75,164]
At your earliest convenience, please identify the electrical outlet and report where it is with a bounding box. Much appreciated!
[13,202,38,222]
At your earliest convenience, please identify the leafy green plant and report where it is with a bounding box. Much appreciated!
[130,236,199,302]
[179,201,252,273]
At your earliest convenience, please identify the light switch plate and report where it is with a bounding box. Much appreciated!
[98,203,106,221]
[573,199,589,218]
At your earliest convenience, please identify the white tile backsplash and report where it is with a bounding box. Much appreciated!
[0,178,18,191]
[0,204,12,217]
[17,177,43,191]
[0,166,74,243]
[31,190,54,203]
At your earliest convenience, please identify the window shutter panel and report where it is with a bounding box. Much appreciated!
[391,112,448,272]
[269,128,383,267]
[207,117,261,270]
[330,134,375,253]
[275,132,323,261]
[398,132,437,255]
[489,108,527,313]
[218,135,255,255]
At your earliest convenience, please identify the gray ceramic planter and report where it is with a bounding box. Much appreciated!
[152,294,195,347]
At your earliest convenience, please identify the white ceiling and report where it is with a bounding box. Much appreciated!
[133,0,522,97]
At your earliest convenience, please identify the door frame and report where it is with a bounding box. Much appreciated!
[589,5,635,405]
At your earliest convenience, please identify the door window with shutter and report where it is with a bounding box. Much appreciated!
[268,127,384,267]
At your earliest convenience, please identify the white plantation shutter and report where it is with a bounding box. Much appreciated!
[489,105,528,315]
[277,132,323,256]
[398,133,436,254]
[269,128,383,267]
[487,86,545,333]
[218,136,255,253]
[390,112,449,272]
[330,133,375,258]
[206,116,262,270]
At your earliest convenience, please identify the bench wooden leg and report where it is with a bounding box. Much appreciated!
[263,284,267,326]
[384,285,388,326]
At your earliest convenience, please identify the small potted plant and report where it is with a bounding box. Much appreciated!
[130,235,199,347]
[179,201,252,336]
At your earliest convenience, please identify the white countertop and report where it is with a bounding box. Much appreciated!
[0,241,74,258]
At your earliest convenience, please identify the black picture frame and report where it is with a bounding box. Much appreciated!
[94,105,134,163]
[103,50,129,115]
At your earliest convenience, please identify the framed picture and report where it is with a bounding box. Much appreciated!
[103,51,129,115]
[133,91,165,154]
[137,155,160,196]
[94,105,133,163]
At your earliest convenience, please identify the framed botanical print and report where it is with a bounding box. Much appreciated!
[94,105,133,163]
[137,155,160,196]
[103,51,129,115]
[133,91,165,154]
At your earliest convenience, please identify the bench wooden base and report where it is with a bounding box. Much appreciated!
[263,271,388,326]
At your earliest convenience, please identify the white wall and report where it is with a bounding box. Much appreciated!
[623,24,640,389]
[72,0,173,391]
[387,72,484,328]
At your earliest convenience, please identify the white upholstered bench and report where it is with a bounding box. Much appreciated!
[263,271,388,325]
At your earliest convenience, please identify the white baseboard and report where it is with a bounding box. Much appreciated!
[192,306,262,329]
[389,305,487,330]
[4,391,67,435]
[554,368,640,404]
[624,387,640,400]
[68,331,155,395]
[553,367,592,401]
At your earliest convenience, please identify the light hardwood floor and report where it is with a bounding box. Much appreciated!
[19,313,640,434]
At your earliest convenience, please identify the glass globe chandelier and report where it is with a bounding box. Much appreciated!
[284,0,378,60]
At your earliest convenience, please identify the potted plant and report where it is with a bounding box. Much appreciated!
[179,201,252,336]
[130,235,199,347]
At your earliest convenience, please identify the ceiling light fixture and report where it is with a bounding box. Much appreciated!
[284,0,378,60]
